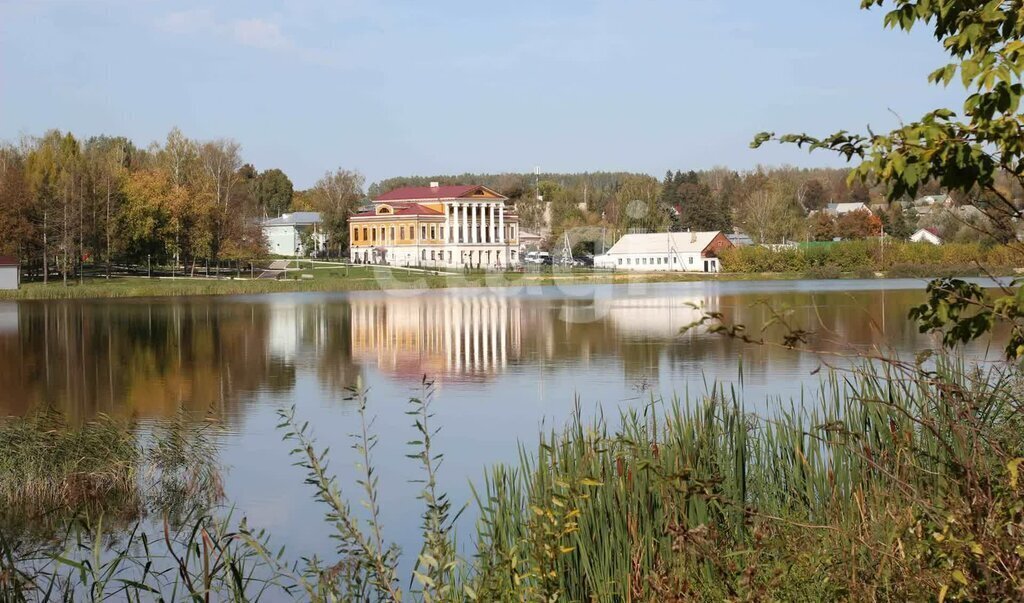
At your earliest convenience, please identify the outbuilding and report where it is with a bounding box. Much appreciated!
[910,227,943,245]
[0,257,20,290]
[594,231,732,273]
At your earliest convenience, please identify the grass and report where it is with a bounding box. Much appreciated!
[2,355,1022,601]
[1,263,1005,301]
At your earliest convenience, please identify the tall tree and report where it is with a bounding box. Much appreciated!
[254,168,294,217]
[310,168,365,256]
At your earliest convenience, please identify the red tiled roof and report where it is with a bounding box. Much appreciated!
[0,256,17,266]
[351,203,444,218]
[374,185,484,201]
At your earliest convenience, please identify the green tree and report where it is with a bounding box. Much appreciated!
[254,168,294,217]
[880,203,913,239]
[801,178,828,211]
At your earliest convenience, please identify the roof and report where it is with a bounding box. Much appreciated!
[826,202,870,215]
[374,184,506,202]
[0,256,17,266]
[518,230,543,241]
[351,203,444,218]
[262,212,322,226]
[604,231,725,255]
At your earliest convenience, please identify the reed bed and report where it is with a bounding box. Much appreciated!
[2,359,1022,600]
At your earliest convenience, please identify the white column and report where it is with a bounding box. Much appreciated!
[459,203,466,243]
[444,203,451,242]
[498,203,505,243]
[487,203,494,243]
[470,203,477,244]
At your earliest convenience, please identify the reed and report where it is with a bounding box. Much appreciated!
[1,357,1021,600]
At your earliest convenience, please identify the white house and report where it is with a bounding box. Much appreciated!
[262,212,327,257]
[910,227,943,245]
[594,231,733,273]
[0,256,19,290]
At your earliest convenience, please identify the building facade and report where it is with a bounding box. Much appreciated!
[349,184,520,269]
[0,257,19,290]
[594,231,732,273]
[262,212,327,257]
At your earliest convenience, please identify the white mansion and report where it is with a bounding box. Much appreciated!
[349,184,520,269]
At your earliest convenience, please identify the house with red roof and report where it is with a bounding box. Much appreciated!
[909,227,943,245]
[349,183,521,268]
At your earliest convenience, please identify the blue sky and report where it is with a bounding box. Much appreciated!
[0,0,962,188]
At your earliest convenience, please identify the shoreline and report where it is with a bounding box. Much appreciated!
[0,265,1015,301]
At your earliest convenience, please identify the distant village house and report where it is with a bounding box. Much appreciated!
[909,227,943,245]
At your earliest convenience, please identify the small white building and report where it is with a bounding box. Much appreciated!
[262,212,327,257]
[910,227,943,245]
[0,257,19,290]
[594,231,733,273]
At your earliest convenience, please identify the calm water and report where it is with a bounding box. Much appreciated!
[0,278,1009,562]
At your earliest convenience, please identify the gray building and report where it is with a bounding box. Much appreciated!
[0,257,20,290]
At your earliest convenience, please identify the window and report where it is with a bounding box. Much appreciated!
[362,227,368,241]
[656,258,661,265]
[353,228,359,242]
[400,226,405,239]
[431,250,436,260]
[430,226,436,239]
[440,226,445,240]
[421,225,427,239]
[688,256,694,264]
[626,258,631,265]
[390,227,395,241]
[510,250,516,260]
[673,256,677,263]
[421,250,426,261]
[372,228,377,242]
[447,251,452,261]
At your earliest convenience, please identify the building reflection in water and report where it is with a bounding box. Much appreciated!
[0,285,972,421]
[350,295,523,383]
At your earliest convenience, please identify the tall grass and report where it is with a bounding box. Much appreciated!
[1,358,1021,600]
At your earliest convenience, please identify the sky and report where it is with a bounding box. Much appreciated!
[0,0,964,189]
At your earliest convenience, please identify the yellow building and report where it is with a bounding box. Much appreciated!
[349,184,520,268]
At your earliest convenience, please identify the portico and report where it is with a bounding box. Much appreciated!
[349,184,520,269]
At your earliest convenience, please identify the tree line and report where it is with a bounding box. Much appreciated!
[0,128,367,282]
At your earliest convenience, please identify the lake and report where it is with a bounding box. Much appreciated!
[0,277,1009,565]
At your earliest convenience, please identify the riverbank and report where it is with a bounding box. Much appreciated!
[0,263,1013,301]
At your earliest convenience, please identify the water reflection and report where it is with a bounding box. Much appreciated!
[0,281,1006,421]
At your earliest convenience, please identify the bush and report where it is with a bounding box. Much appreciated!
[720,241,1021,276]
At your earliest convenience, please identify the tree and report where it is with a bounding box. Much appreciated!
[801,179,828,211]
[753,0,1024,351]
[254,168,294,217]
[116,169,178,263]
[835,209,882,240]
[310,169,365,256]
[808,212,837,241]
[736,175,803,244]
[0,145,34,259]
[880,203,913,240]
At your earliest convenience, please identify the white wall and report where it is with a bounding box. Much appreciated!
[0,266,18,290]
[264,226,326,257]
[596,252,720,272]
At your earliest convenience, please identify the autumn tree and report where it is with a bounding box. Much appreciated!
[835,209,882,240]
[310,168,365,256]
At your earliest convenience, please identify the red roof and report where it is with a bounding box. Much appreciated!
[0,256,17,266]
[925,227,941,237]
[351,203,444,218]
[374,185,490,202]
